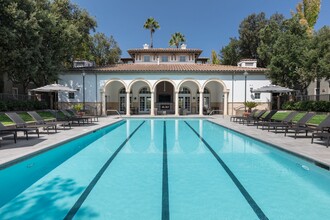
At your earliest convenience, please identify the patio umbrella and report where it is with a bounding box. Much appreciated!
[31,83,76,93]
[251,84,293,93]
[31,84,76,109]
[251,85,294,110]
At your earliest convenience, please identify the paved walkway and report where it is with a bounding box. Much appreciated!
[0,117,122,168]
[1,115,329,170]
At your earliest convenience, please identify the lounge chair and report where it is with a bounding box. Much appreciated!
[261,111,299,132]
[285,114,330,139]
[311,132,330,147]
[282,112,315,136]
[0,123,17,145]
[66,109,98,122]
[60,110,89,126]
[5,112,48,135]
[230,109,258,122]
[0,121,39,141]
[27,111,71,130]
[249,110,278,126]
[241,110,267,125]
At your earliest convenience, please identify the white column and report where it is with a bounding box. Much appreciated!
[150,92,155,116]
[126,92,130,116]
[175,91,179,116]
[101,91,106,116]
[224,91,228,115]
[199,91,203,116]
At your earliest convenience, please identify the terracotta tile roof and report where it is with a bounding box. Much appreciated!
[70,64,267,73]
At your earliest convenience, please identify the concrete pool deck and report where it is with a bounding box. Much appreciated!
[0,115,329,170]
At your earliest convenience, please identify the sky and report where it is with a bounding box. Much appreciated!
[72,0,330,58]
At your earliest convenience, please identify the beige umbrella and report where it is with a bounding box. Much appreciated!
[31,84,76,109]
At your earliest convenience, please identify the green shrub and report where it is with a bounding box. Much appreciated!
[0,100,48,111]
[282,101,330,112]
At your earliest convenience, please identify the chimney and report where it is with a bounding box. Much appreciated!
[237,59,257,68]
[143,44,149,49]
[181,44,187,49]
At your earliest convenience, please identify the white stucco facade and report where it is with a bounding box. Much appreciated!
[58,47,271,116]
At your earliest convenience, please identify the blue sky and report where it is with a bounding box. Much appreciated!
[72,0,330,58]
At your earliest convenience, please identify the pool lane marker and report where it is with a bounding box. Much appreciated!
[64,121,146,220]
[162,121,170,220]
[184,121,268,220]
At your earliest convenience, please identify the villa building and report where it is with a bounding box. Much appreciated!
[59,44,271,116]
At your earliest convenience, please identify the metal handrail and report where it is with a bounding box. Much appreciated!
[209,110,224,116]
[106,109,122,118]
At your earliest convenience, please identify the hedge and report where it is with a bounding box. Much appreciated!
[282,101,330,112]
[0,100,49,111]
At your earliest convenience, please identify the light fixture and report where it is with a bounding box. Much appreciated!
[243,71,248,112]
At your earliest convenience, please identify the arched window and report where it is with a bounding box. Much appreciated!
[139,87,151,94]
[179,87,190,94]
[197,88,210,94]
[119,88,126,94]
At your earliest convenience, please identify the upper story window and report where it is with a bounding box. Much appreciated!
[68,92,75,99]
[162,56,168,62]
[254,92,261,99]
[143,55,150,62]
[179,56,186,62]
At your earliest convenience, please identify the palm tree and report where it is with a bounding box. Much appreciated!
[143,17,160,48]
[169,32,186,48]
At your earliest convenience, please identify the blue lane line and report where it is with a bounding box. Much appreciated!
[64,121,146,220]
[162,121,170,220]
[184,121,268,220]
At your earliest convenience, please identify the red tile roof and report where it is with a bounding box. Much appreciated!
[70,63,267,73]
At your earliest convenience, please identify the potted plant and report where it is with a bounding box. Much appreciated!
[73,104,84,115]
[244,101,259,112]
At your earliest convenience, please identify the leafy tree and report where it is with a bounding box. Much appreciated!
[91,33,122,66]
[169,32,186,48]
[0,0,97,92]
[239,12,268,67]
[295,0,321,35]
[211,50,220,64]
[258,13,286,67]
[267,16,313,94]
[220,38,241,65]
[143,17,160,48]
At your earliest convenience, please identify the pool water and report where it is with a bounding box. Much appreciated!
[1,119,330,219]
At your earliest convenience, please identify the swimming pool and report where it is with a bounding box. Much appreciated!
[1,119,330,219]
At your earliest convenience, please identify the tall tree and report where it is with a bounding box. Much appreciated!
[143,17,160,48]
[239,12,268,67]
[295,0,321,35]
[169,32,186,48]
[267,16,313,94]
[91,33,122,66]
[220,38,241,65]
[0,0,97,92]
[211,50,220,64]
[258,13,286,67]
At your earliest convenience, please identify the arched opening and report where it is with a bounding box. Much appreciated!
[103,80,127,114]
[154,81,175,115]
[129,80,152,114]
[202,80,225,115]
[178,80,200,114]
